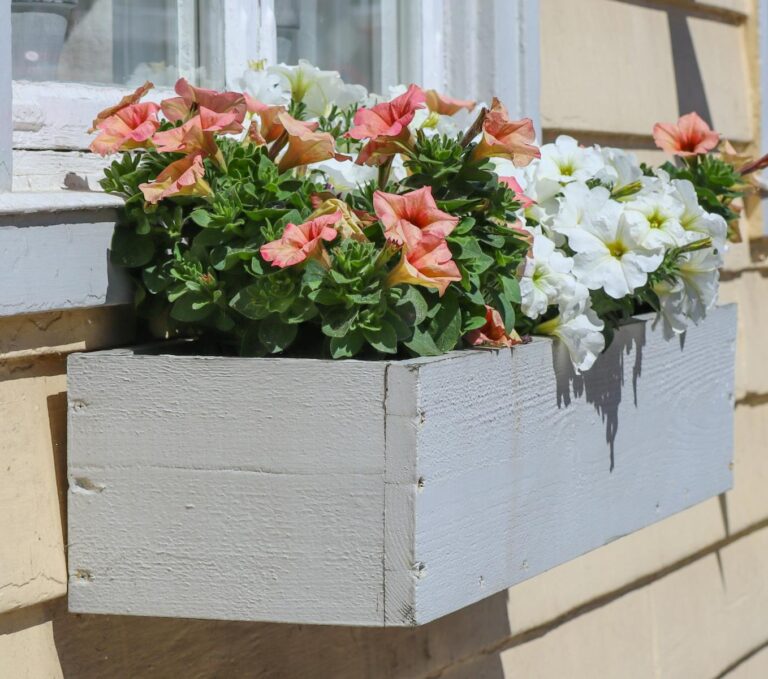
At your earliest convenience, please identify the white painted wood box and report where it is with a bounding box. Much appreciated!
[67,304,737,626]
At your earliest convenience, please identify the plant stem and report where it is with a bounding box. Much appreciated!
[378,155,394,190]
[460,106,488,148]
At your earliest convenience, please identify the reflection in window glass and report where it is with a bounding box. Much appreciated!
[11,0,224,88]
[276,0,382,92]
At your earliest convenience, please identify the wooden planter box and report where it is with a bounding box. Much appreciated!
[67,304,736,626]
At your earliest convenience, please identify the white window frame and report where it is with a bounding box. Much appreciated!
[0,0,540,192]
[759,0,768,234]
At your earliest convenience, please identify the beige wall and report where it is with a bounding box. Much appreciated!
[2,0,767,677]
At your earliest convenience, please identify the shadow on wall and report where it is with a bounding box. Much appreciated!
[51,593,512,679]
[553,320,647,472]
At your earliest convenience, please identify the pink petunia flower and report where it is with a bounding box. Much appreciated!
[90,102,160,156]
[139,154,212,204]
[425,89,476,116]
[465,305,521,348]
[386,232,462,297]
[161,78,247,126]
[277,112,343,172]
[89,81,153,133]
[152,106,240,158]
[348,84,426,166]
[260,212,342,268]
[471,98,540,167]
[653,112,720,157]
[373,186,459,247]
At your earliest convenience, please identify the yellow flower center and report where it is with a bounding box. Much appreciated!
[607,240,628,258]
[248,59,267,72]
[648,211,665,229]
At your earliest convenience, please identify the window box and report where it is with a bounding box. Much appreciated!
[66,304,736,626]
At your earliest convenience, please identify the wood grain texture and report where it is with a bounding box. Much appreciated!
[68,305,736,626]
[0,219,132,317]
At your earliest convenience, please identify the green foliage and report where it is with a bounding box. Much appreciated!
[104,128,529,359]
[660,155,743,227]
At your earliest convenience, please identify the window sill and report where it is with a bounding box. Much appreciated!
[0,190,124,215]
[0,191,131,317]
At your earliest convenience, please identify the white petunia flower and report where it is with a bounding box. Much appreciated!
[626,191,686,248]
[537,296,606,372]
[597,147,643,194]
[672,179,728,258]
[538,135,604,184]
[674,248,721,323]
[269,60,367,117]
[239,67,287,106]
[653,279,689,339]
[550,183,612,238]
[653,248,720,338]
[309,158,376,195]
[569,205,664,299]
[520,230,578,319]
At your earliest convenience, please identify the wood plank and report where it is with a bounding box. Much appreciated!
[0,218,131,317]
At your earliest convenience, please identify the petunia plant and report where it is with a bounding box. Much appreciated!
[91,61,761,369]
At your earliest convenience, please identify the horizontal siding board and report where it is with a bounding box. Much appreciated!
[541,0,752,141]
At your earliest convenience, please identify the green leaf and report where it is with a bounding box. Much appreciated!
[500,275,522,304]
[363,322,398,354]
[404,327,442,356]
[210,245,259,271]
[396,286,429,325]
[258,316,298,354]
[142,265,170,294]
[110,227,155,268]
[281,297,317,324]
[430,295,462,353]
[230,285,271,320]
[321,307,358,338]
[190,209,213,227]
[330,331,365,358]
[240,325,266,357]
[170,291,214,322]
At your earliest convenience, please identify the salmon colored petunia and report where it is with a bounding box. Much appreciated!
[373,186,459,247]
[348,84,425,140]
[90,102,160,156]
[386,232,462,296]
[465,305,521,348]
[498,176,535,208]
[139,154,212,204]
[152,107,240,158]
[425,89,476,116]
[309,198,368,242]
[471,98,540,167]
[161,78,247,125]
[89,81,153,133]
[652,112,719,157]
[348,84,426,166]
[277,113,343,172]
[260,212,342,268]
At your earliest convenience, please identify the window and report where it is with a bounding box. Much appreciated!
[0,0,540,192]
[275,0,383,92]
[11,0,225,88]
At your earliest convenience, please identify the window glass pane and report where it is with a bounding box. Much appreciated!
[276,0,383,92]
[11,0,224,87]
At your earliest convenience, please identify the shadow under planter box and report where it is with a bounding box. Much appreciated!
[66,304,737,627]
